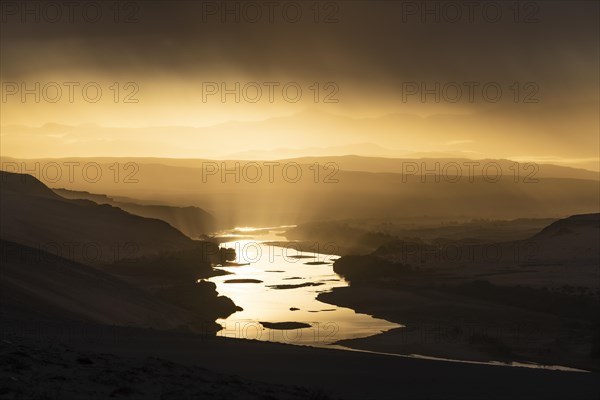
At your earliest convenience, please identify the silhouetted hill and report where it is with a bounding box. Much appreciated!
[335,213,600,282]
[0,169,62,199]
[0,171,194,264]
[526,213,600,262]
[534,213,600,239]
[54,188,217,237]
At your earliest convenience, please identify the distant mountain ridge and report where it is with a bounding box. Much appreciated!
[1,157,598,227]
[2,155,598,180]
[283,156,600,181]
[3,104,599,171]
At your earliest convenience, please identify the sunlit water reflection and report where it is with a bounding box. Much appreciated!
[207,226,401,348]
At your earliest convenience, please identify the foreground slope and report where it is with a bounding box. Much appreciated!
[1,314,598,400]
[0,240,209,331]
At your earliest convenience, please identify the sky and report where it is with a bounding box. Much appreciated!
[1,1,598,169]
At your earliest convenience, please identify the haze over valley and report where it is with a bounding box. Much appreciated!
[1,1,599,399]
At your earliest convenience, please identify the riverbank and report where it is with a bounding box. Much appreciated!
[313,215,600,372]
[318,283,600,372]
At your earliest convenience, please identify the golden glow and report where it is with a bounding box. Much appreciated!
[208,229,400,346]
[1,2,598,170]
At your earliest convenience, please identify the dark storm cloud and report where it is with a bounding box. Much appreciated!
[1,1,598,165]
[1,1,598,104]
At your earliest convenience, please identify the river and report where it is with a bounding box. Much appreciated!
[207,226,401,348]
